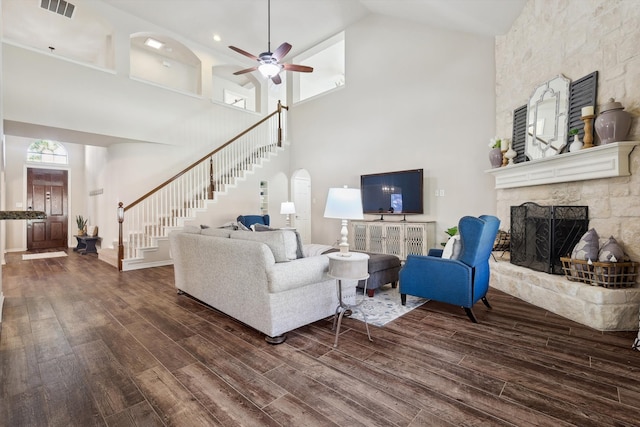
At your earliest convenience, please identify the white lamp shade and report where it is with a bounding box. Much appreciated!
[323,187,364,220]
[280,201,296,215]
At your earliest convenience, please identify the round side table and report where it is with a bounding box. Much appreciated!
[327,252,372,347]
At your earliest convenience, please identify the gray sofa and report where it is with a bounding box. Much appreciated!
[169,227,343,343]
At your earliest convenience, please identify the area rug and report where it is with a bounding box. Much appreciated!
[348,286,428,327]
[22,251,68,260]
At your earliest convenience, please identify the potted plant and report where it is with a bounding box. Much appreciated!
[441,226,458,246]
[488,137,503,168]
[76,215,88,236]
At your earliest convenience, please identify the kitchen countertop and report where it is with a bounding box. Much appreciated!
[0,211,47,220]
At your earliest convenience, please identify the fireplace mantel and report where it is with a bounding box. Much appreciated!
[486,141,638,189]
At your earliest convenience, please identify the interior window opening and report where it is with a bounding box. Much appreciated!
[293,31,345,103]
[27,140,69,164]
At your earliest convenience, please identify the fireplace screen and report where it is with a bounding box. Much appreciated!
[510,203,588,274]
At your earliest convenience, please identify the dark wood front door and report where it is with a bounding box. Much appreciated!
[27,168,68,249]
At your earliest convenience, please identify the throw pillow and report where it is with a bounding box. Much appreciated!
[441,235,461,259]
[231,230,290,262]
[201,228,232,238]
[293,230,305,259]
[218,222,238,230]
[571,228,599,261]
[252,223,274,232]
[237,221,250,231]
[599,236,624,262]
[281,230,298,260]
[253,224,304,258]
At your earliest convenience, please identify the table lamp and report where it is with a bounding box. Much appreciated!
[323,186,364,256]
[280,201,295,227]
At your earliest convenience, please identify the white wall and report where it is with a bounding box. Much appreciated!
[289,14,498,245]
[130,45,200,94]
[85,145,108,241]
[1,0,5,319]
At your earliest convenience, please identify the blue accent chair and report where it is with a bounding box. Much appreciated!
[237,214,270,229]
[399,215,500,323]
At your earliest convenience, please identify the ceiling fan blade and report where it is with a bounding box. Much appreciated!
[283,63,314,73]
[272,42,292,61]
[271,74,282,85]
[233,67,258,75]
[229,46,259,61]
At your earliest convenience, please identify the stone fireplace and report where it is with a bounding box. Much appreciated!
[491,0,640,332]
[487,142,640,331]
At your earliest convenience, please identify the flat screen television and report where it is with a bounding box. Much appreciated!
[360,169,424,217]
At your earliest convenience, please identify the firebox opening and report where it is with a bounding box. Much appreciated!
[510,202,589,274]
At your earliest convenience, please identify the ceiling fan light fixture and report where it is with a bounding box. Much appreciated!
[258,62,281,78]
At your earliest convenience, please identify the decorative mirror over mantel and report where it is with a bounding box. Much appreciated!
[525,74,570,160]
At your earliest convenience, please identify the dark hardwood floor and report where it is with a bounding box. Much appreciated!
[1,249,640,426]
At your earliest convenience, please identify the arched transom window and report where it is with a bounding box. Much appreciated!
[27,140,68,164]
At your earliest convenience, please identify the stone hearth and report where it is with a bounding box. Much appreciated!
[490,257,640,331]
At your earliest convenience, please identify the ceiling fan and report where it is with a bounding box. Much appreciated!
[229,0,313,85]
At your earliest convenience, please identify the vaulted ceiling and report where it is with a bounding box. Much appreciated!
[3,0,526,66]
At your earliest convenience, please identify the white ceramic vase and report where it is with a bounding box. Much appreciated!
[569,134,583,152]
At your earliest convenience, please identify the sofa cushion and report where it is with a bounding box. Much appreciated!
[253,224,304,259]
[202,228,232,238]
[231,229,296,262]
[267,255,331,293]
[182,225,202,234]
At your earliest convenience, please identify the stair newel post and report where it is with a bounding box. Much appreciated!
[208,156,214,199]
[277,100,282,147]
[117,202,124,271]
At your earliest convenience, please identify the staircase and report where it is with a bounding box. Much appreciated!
[110,102,288,271]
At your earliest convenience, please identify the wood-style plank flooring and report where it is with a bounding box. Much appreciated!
[1,249,640,426]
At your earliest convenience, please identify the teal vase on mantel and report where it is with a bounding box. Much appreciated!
[489,147,503,168]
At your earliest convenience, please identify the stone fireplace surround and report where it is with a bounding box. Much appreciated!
[487,142,640,331]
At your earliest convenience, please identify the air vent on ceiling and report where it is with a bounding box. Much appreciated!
[40,0,75,19]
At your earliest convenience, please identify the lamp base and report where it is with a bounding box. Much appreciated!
[338,242,351,256]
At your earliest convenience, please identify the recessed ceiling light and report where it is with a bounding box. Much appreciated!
[213,34,221,42]
[144,37,164,49]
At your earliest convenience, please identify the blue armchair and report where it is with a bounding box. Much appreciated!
[237,214,270,229]
[399,215,500,323]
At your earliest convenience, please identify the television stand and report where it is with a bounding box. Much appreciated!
[350,220,435,260]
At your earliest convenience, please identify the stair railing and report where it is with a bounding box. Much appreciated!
[117,101,288,271]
